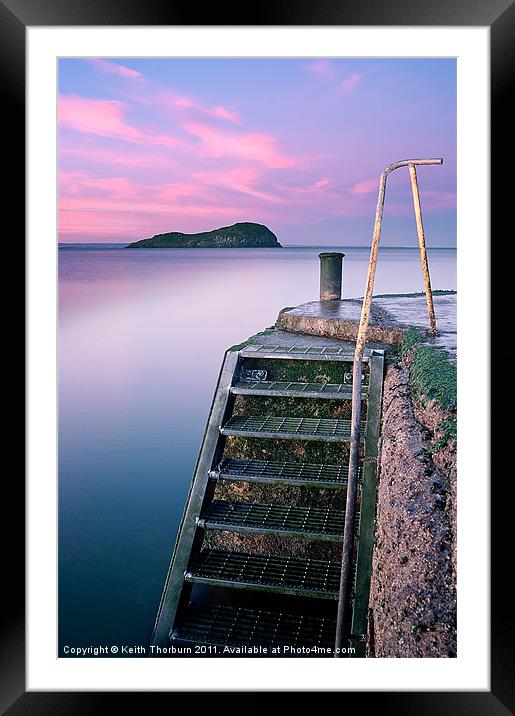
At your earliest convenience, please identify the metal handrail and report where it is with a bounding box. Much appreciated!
[334,158,443,656]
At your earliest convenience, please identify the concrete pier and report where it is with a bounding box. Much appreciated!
[276,293,457,360]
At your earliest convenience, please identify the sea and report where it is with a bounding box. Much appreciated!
[58,244,456,654]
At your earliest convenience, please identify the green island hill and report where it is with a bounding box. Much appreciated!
[126,222,282,248]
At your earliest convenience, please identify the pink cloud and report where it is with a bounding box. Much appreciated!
[58,198,272,239]
[340,73,364,93]
[183,122,296,169]
[89,59,143,79]
[313,178,331,189]
[87,63,242,126]
[350,180,455,210]
[153,181,215,204]
[89,59,241,129]
[174,96,195,108]
[352,178,378,195]
[59,143,176,169]
[59,195,255,217]
[307,59,334,78]
[60,171,136,198]
[308,62,366,94]
[272,179,367,218]
[57,162,287,240]
[360,190,456,217]
[278,178,334,197]
[194,167,285,204]
[157,92,240,124]
[59,95,140,141]
[58,166,281,238]
[212,105,240,124]
[59,94,179,148]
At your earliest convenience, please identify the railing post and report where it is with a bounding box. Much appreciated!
[319,252,344,301]
[408,164,437,334]
[333,157,443,658]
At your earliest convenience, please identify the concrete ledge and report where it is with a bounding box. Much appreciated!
[276,299,406,346]
[369,362,456,657]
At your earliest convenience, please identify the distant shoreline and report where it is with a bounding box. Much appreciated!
[58,243,457,250]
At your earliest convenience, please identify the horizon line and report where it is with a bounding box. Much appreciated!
[58,242,457,249]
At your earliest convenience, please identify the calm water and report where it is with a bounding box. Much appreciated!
[58,245,456,654]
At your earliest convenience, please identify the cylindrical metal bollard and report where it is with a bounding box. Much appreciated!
[319,252,344,301]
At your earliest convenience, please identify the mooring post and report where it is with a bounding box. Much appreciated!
[319,252,344,301]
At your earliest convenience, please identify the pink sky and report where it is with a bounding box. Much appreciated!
[58,58,456,246]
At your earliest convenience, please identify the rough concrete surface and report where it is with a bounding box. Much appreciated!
[234,302,457,658]
[413,399,457,590]
[276,294,457,360]
[374,294,457,362]
[369,362,457,658]
[276,299,405,345]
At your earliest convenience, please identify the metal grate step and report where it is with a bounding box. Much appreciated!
[171,603,337,650]
[240,344,360,362]
[185,549,341,599]
[232,379,368,400]
[221,415,364,442]
[212,457,359,488]
[198,500,344,541]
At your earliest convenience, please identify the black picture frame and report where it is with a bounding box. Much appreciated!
[6,0,509,710]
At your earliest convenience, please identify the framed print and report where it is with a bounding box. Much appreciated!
[5,0,510,708]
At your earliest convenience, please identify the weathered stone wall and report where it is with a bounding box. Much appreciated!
[369,362,457,657]
[276,300,405,345]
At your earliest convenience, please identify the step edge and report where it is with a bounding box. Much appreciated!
[184,573,339,600]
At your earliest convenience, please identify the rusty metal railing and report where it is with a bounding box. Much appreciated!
[334,158,443,656]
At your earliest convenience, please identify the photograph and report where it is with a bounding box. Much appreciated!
[57,56,458,660]
[0,0,506,701]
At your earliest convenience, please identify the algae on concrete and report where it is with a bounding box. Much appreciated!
[203,352,359,562]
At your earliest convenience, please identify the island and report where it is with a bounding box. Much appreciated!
[126,222,281,248]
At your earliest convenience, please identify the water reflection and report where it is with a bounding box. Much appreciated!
[58,246,456,653]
